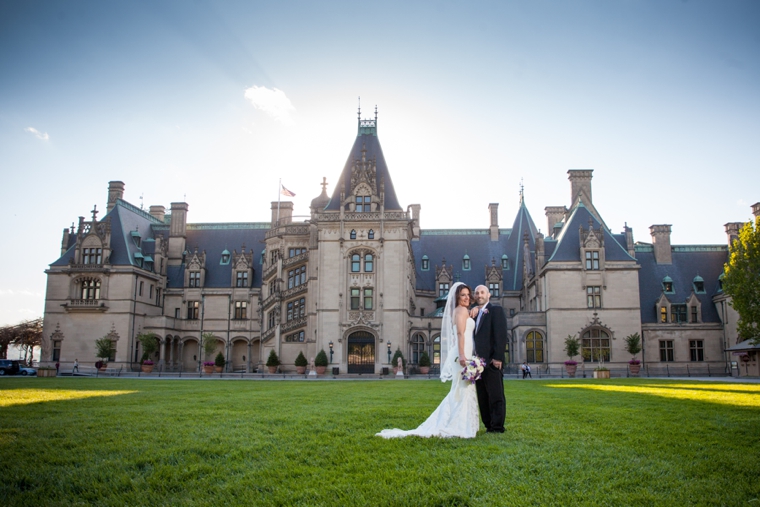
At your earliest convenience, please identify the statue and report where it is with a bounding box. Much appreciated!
[308,357,317,377]
[396,357,404,377]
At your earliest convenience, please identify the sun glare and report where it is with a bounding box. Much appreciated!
[0,389,138,408]
[546,383,760,407]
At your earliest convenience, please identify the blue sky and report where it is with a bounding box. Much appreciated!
[1,0,758,325]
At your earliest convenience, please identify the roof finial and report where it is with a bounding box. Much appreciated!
[358,96,361,120]
[91,204,99,221]
[374,104,377,122]
[519,178,524,204]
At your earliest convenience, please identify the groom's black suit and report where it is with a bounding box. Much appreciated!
[473,302,507,433]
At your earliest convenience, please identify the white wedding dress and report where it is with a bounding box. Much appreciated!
[377,318,480,439]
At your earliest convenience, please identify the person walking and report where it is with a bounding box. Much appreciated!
[522,361,532,379]
[73,358,79,373]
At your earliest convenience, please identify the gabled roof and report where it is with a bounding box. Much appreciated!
[323,117,402,211]
[547,201,635,263]
[412,198,540,293]
[636,245,727,323]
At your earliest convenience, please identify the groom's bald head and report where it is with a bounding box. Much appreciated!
[474,285,490,306]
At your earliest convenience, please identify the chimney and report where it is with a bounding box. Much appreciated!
[535,232,545,268]
[649,225,672,264]
[567,170,593,206]
[60,228,70,256]
[409,204,421,239]
[271,201,294,227]
[107,181,125,213]
[488,203,499,241]
[724,222,743,248]
[752,202,760,218]
[149,205,166,223]
[168,202,188,264]
[545,206,567,238]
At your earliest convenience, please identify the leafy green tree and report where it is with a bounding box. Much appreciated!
[137,332,159,363]
[724,216,760,344]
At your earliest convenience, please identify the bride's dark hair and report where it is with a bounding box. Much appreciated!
[454,283,472,306]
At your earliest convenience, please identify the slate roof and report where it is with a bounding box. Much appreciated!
[412,199,539,293]
[636,245,728,323]
[323,121,402,211]
[547,202,635,263]
[51,200,270,289]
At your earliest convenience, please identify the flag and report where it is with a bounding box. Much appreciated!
[280,184,296,197]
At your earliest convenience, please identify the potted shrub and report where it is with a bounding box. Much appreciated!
[418,350,431,374]
[266,350,280,374]
[138,333,159,373]
[593,356,610,379]
[563,335,580,378]
[392,348,406,374]
[314,349,328,374]
[295,351,308,374]
[94,336,112,371]
[214,352,225,373]
[201,333,217,374]
[624,332,642,375]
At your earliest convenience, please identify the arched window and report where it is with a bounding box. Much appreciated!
[662,276,674,293]
[526,331,544,363]
[80,278,101,300]
[501,254,509,270]
[350,229,357,240]
[368,229,375,239]
[364,254,374,272]
[421,255,429,271]
[581,328,611,362]
[693,275,705,294]
[411,333,425,364]
[462,254,471,271]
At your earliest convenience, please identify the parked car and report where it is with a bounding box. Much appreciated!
[0,359,20,375]
[18,366,37,376]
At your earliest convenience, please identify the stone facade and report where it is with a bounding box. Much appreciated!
[41,112,758,376]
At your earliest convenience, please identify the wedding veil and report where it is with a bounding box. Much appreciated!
[439,281,464,382]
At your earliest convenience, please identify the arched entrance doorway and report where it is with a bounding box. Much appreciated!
[347,330,375,374]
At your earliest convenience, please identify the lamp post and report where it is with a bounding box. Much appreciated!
[387,342,392,363]
[329,341,334,363]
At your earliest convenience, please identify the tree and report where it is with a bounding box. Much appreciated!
[0,319,43,364]
[95,336,114,362]
[724,216,760,344]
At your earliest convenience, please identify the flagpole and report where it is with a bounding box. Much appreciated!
[277,178,281,227]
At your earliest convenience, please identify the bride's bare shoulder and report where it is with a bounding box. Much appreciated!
[453,306,468,317]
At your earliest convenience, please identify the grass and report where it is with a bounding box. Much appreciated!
[1,378,759,506]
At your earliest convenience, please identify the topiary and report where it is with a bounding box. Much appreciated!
[295,351,308,367]
[418,350,431,367]
[214,352,225,367]
[314,349,328,367]
[266,349,280,367]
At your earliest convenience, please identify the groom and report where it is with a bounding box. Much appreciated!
[472,285,507,433]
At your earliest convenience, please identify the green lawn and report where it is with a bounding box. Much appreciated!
[1,378,759,506]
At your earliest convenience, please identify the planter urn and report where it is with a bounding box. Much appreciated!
[419,366,430,374]
[565,364,577,378]
[296,366,306,374]
[315,366,326,375]
[629,363,641,375]
[141,364,154,374]
[203,365,214,374]
[268,366,278,374]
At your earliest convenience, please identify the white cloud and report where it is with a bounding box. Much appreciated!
[0,289,42,297]
[737,199,747,207]
[24,127,49,141]
[243,85,295,125]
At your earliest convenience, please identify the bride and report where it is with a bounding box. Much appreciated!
[377,282,480,438]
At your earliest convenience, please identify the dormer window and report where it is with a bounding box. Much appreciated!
[368,230,375,240]
[585,251,600,270]
[693,275,705,294]
[236,271,248,287]
[421,255,430,271]
[501,255,509,270]
[221,250,231,265]
[462,254,471,271]
[355,196,370,212]
[131,230,141,248]
[717,273,724,292]
[350,230,357,240]
[134,252,144,268]
[82,248,102,265]
[662,276,674,294]
[260,251,265,265]
[189,271,201,288]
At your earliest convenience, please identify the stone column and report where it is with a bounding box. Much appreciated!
[247,341,252,373]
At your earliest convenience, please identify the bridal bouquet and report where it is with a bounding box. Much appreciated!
[461,356,486,384]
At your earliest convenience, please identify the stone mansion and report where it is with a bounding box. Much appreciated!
[41,112,757,375]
